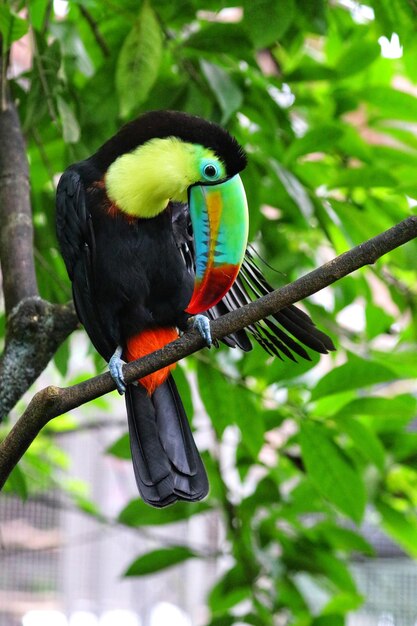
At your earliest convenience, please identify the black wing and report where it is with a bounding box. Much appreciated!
[56,167,116,361]
[171,202,335,360]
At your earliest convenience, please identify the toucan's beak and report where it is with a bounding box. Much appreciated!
[186,174,248,315]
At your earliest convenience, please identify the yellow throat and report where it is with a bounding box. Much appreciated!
[105,137,224,218]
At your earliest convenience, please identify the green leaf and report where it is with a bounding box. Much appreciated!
[197,361,263,458]
[6,465,28,499]
[329,166,397,189]
[185,23,252,57]
[0,6,29,44]
[335,417,386,472]
[336,39,380,78]
[281,537,357,592]
[235,389,265,460]
[315,523,374,556]
[286,59,336,82]
[210,585,252,615]
[285,124,345,163]
[200,61,243,124]
[386,465,417,505]
[23,38,61,130]
[333,394,417,432]
[106,433,131,460]
[115,1,163,117]
[53,335,70,377]
[297,0,326,34]
[311,354,397,401]
[209,565,252,614]
[69,489,101,517]
[322,591,364,615]
[242,0,295,47]
[270,161,314,221]
[372,349,417,379]
[277,577,309,614]
[118,497,209,526]
[172,364,193,420]
[363,85,417,122]
[124,546,196,577]
[265,349,320,384]
[45,415,78,433]
[391,433,417,463]
[196,360,234,435]
[371,0,415,42]
[312,615,344,626]
[57,97,80,144]
[299,421,366,523]
[311,549,357,593]
[280,478,324,517]
[28,0,50,33]
[365,303,394,340]
[376,500,417,559]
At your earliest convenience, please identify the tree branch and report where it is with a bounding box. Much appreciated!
[0,297,78,419]
[0,216,416,488]
[0,71,79,419]
[0,91,37,314]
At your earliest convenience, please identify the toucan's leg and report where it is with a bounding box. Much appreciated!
[189,314,212,348]
[109,345,126,395]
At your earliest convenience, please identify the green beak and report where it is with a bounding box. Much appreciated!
[186,174,249,315]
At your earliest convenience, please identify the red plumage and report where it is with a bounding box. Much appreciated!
[125,327,179,395]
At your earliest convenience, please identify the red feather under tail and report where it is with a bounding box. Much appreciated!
[125,327,179,395]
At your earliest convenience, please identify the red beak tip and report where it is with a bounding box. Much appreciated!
[185,264,240,315]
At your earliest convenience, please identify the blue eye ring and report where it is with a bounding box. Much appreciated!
[201,160,221,181]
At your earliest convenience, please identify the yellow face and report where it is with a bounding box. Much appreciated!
[105,137,226,218]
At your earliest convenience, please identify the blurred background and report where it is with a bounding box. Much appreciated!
[1,1,417,624]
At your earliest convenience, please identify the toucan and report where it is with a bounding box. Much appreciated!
[56,110,334,508]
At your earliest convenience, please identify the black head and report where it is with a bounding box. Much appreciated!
[93,110,247,177]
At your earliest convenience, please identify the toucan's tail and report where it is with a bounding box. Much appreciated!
[125,375,209,508]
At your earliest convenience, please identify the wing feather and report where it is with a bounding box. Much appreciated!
[56,168,116,360]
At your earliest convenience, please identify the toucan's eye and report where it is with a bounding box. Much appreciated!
[201,160,221,182]
[204,164,217,178]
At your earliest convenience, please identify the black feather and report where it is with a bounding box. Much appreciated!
[56,168,116,360]
[126,377,208,507]
[93,110,247,177]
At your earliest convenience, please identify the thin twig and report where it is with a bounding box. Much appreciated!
[79,5,110,58]
[30,30,58,125]
[41,0,54,37]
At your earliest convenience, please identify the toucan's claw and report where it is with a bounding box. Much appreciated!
[191,314,212,348]
[109,345,126,395]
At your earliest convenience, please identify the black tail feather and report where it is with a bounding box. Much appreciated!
[125,376,208,508]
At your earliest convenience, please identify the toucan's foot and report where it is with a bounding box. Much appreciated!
[190,314,212,348]
[109,345,126,395]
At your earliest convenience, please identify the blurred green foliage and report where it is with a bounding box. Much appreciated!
[1,0,417,623]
